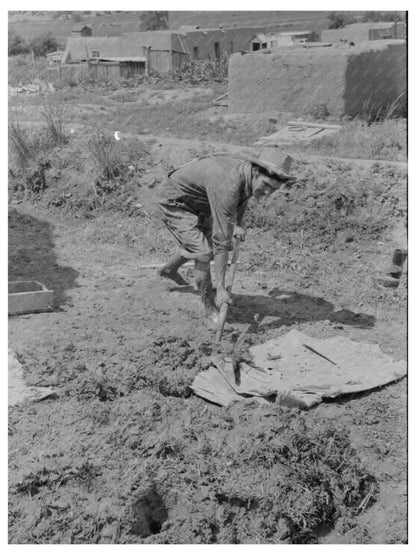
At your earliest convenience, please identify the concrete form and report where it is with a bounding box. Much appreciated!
[228,40,406,118]
[8,281,54,316]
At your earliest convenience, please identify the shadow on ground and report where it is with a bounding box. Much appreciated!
[169,284,375,331]
[229,287,375,330]
[8,209,79,309]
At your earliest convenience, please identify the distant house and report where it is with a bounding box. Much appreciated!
[321,22,407,43]
[62,25,304,76]
[369,21,406,40]
[177,26,269,61]
[71,24,92,37]
[250,31,318,50]
[46,50,64,65]
[61,36,146,80]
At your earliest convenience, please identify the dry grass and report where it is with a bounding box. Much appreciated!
[294,119,406,161]
[40,101,68,147]
[86,130,121,183]
[9,120,36,167]
[361,93,407,126]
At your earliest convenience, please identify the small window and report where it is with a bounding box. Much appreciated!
[252,42,260,51]
[193,46,199,60]
[214,42,220,60]
[91,50,100,58]
[261,43,267,49]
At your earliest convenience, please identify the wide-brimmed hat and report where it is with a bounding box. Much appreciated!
[244,147,296,182]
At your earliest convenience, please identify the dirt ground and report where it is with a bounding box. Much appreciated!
[8,104,407,542]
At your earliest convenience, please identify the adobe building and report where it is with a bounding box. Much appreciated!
[62,25,290,75]
[228,40,406,119]
[321,21,406,44]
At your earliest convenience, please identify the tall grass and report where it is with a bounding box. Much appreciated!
[8,119,36,167]
[361,93,407,125]
[86,131,121,182]
[40,101,68,146]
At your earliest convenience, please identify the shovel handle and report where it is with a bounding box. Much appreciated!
[215,238,241,342]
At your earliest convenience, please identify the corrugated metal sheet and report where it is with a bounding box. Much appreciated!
[63,36,148,63]
[98,56,146,62]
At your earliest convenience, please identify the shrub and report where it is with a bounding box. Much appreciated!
[71,12,83,22]
[8,29,28,56]
[328,12,355,29]
[171,59,228,84]
[8,54,49,86]
[139,11,169,31]
[29,32,60,58]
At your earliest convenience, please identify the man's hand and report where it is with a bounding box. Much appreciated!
[216,287,232,307]
[233,225,246,242]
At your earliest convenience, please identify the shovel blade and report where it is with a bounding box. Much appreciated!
[216,303,229,342]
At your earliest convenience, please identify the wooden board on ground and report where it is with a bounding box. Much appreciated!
[8,281,54,316]
[254,121,341,146]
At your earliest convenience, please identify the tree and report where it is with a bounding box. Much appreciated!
[139,11,169,31]
[360,11,405,22]
[29,32,60,57]
[72,12,83,22]
[328,12,355,29]
[8,29,28,56]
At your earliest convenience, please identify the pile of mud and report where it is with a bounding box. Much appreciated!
[245,158,407,249]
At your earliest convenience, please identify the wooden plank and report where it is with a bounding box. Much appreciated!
[137,261,236,270]
[287,120,342,130]
[210,92,228,105]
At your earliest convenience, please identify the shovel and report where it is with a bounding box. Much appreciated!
[216,237,241,342]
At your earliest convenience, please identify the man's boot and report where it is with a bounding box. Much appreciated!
[194,262,219,324]
[387,249,407,279]
[158,253,189,286]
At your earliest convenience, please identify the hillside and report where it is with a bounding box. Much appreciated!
[8,11,331,43]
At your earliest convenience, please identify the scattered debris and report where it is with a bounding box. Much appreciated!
[8,81,55,95]
[8,351,57,406]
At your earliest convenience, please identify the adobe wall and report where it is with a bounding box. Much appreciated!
[321,27,371,43]
[183,27,263,60]
[228,41,406,118]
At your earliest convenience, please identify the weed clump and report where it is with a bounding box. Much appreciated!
[118,407,377,544]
